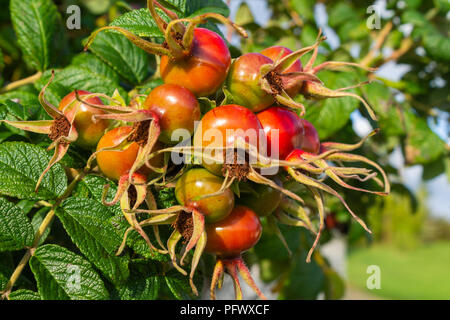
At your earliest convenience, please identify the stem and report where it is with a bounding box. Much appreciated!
[147,0,167,33]
[383,37,414,64]
[1,169,88,299]
[360,21,392,67]
[153,0,178,20]
[0,72,42,94]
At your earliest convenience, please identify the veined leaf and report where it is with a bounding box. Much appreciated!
[86,32,151,85]
[303,71,360,139]
[164,270,199,300]
[116,262,160,300]
[73,175,169,262]
[186,0,230,17]
[0,197,34,251]
[35,65,123,107]
[110,8,166,38]
[0,142,67,200]
[10,0,58,71]
[9,289,41,300]
[57,197,130,284]
[29,244,109,300]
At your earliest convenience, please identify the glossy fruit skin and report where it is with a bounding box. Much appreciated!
[225,53,274,112]
[239,178,283,217]
[175,168,235,223]
[193,104,265,176]
[96,127,164,181]
[59,90,109,149]
[260,46,303,95]
[257,106,304,160]
[205,205,262,258]
[285,148,308,162]
[160,28,231,97]
[300,119,320,154]
[96,127,139,181]
[143,84,201,144]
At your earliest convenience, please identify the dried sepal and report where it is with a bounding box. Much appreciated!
[167,229,187,275]
[212,257,267,300]
[189,230,207,296]
[285,167,371,233]
[306,187,325,263]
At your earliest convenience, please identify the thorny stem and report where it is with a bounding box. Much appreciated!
[0,72,42,94]
[1,168,89,300]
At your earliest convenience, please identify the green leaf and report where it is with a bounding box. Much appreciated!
[35,64,123,107]
[81,0,111,15]
[10,0,58,71]
[198,97,217,114]
[0,197,34,251]
[73,175,121,212]
[185,0,230,17]
[137,78,165,95]
[422,156,446,181]
[0,142,67,200]
[0,100,30,120]
[86,31,151,85]
[70,54,120,85]
[234,2,254,26]
[30,244,109,300]
[73,175,168,262]
[303,71,360,139]
[0,251,32,291]
[16,200,37,215]
[0,252,14,291]
[57,197,130,284]
[401,10,429,28]
[9,289,41,300]
[423,31,450,62]
[434,0,450,13]
[155,187,177,209]
[404,0,422,9]
[290,0,315,21]
[0,91,40,113]
[323,269,346,300]
[0,47,4,72]
[362,81,391,117]
[328,2,359,28]
[278,244,325,299]
[404,109,446,165]
[164,270,197,300]
[116,262,160,300]
[110,8,166,38]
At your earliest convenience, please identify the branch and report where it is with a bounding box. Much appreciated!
[360,21,393,67]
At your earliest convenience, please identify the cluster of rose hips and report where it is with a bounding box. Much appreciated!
[3,1,389,300]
